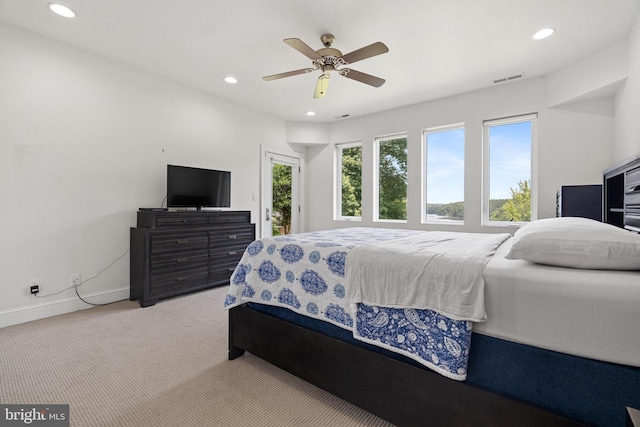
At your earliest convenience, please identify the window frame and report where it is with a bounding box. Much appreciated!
[482,113,538,226]
[421,123,465,225]
[374,132,408,223]
[334,141,362,221]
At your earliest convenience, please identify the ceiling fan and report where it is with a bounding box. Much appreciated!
[263,34,389,99]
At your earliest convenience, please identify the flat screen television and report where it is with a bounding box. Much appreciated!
[167,165,231,209]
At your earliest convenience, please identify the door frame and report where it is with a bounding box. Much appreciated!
[260,145,304,238]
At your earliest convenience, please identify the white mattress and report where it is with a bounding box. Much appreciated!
[475,237,640,367]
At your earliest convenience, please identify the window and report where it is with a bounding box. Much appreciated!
[482,113,537,225]
[423,124,465,224]
[335,142,362,220]
[374,134,407,221]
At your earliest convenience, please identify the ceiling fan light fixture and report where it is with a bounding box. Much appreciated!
[532,28,555,40]
[314,73,331,99]
[48,3,76,18]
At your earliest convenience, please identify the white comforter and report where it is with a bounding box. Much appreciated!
[345,231,510,322]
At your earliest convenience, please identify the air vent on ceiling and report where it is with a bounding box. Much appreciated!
[493,73,525,85]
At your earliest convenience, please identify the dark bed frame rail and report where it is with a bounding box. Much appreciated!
[229,305,583,427]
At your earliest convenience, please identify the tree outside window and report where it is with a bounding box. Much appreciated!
[272,163,292,235]
[338,144,362,218]
[484,115,535,224]
[376,136,407,221]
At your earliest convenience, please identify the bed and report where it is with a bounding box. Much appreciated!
[225,218,640,427]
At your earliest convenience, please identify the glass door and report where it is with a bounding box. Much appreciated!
[262,149,300,238]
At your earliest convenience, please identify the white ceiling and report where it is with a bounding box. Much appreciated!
[1,0,638,122]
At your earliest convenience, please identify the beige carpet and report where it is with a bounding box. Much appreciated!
[0,287,392,426]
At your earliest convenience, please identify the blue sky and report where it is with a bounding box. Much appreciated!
[488,121,531,199]
[425,128,465,204]
[426,121,531,204]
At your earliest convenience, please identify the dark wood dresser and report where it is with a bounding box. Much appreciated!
[603,154,640,232]
[130,210,255,307]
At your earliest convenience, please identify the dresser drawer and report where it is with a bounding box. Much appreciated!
[207,211,251,224]
[625,212,640,231]
[210,249,243,265]
[210,239,253,255]
[150,231,208,254]
[150,250,209,273]
[137,211,210,228]
[626,166,640,186]
[210,242,248,258]
[626,191,640,206]
[149,267,209,295]
[209,226,254,251]
[625,171,640,205]
[156,215,208,227]
[209,262,240,285]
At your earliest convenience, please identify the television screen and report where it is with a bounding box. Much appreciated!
[167,165,231,208]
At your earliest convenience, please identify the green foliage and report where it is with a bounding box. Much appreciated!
[426,201,464,220]
[341,146,362,216]
[272,163,292,235]
[489,180,531,222]
[378,138,407,220]
[489,199,508,214]
[425,183,529,222]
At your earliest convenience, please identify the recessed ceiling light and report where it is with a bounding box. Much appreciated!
[532,28,555,40]
[224,76,238,84]
[48,3,76,18]
[306,111,316,116]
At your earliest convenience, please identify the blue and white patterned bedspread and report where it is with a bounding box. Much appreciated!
[224,227,486,380]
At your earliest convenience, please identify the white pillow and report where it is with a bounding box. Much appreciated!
[505,217,640,270]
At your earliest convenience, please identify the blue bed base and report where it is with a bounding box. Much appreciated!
[248,302,640,427]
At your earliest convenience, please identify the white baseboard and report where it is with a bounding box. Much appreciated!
[0,287,130,328]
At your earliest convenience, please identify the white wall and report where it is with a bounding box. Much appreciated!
[0,23,288,326]
[305,76,615,233]
[546,37,628,108]
[614,12,640,160]
[286,121,330,145]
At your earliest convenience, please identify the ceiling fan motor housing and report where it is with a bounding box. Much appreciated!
[321,34,335,47]
[315,48,344,69]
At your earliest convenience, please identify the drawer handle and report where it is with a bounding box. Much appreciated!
[228,251,237,255]
[176,239,189,244]
[228,268,235,272]
[175,276,188,282]
[228,234,237,240]
[176,258,188,263]
[627,185,640,193]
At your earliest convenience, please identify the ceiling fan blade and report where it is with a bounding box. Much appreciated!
[263,68,315,81]
[284,38,323,61]
[313,73,331,99]
[340,69,385,87]
[340,42,389,65]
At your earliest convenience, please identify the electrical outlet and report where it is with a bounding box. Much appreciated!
[29,277,40,295]
[71,273,81,287]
